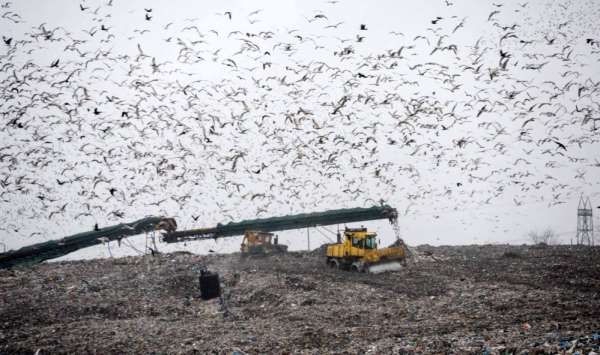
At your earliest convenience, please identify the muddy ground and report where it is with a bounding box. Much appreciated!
[1,244,599,354]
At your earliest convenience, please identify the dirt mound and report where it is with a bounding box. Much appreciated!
[308,243,333,256]
[1,245,599,354]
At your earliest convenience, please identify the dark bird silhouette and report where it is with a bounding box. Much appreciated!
[48,203,68,219]
[452,17,465,33]
[553,140,567,151]
[587,38,599,47]
[311,14,328,21]
[110,210,125,218]
[145,13,152,21]
[325,21,344,29]
[360,24,367,30]
[544,35,556,45]
[477,105,488,117]
[488,10,500,21]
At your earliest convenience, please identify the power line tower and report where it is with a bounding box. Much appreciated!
[576,196,594,246]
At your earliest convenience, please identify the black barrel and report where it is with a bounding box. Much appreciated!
[199,270,220,300]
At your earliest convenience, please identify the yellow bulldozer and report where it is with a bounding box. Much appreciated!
[326,227,406,273]
[240,230,288,256]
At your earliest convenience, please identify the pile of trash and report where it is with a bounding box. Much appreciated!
[0,244,598,353]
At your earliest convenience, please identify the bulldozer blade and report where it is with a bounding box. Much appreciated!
[368,261,403,274]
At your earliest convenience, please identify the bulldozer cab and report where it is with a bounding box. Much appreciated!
[350,235,377,249]
[345,227,377,249]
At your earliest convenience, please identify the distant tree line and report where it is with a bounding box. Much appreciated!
[528,229,558,245]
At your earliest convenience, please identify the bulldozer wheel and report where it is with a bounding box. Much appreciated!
[350,264,360,272]
[328,259,340,269]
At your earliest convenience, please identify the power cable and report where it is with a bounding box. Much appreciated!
[314,226,334,243]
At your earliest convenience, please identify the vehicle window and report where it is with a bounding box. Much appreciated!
[364,237,376,249]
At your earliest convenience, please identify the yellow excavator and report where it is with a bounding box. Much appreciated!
[326,227,406,273]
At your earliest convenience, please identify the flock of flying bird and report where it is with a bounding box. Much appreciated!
[0,0,599,245]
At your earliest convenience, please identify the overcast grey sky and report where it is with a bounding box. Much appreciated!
[1,0,599,259]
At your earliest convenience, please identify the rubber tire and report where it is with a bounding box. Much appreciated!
[329,259,340,269]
